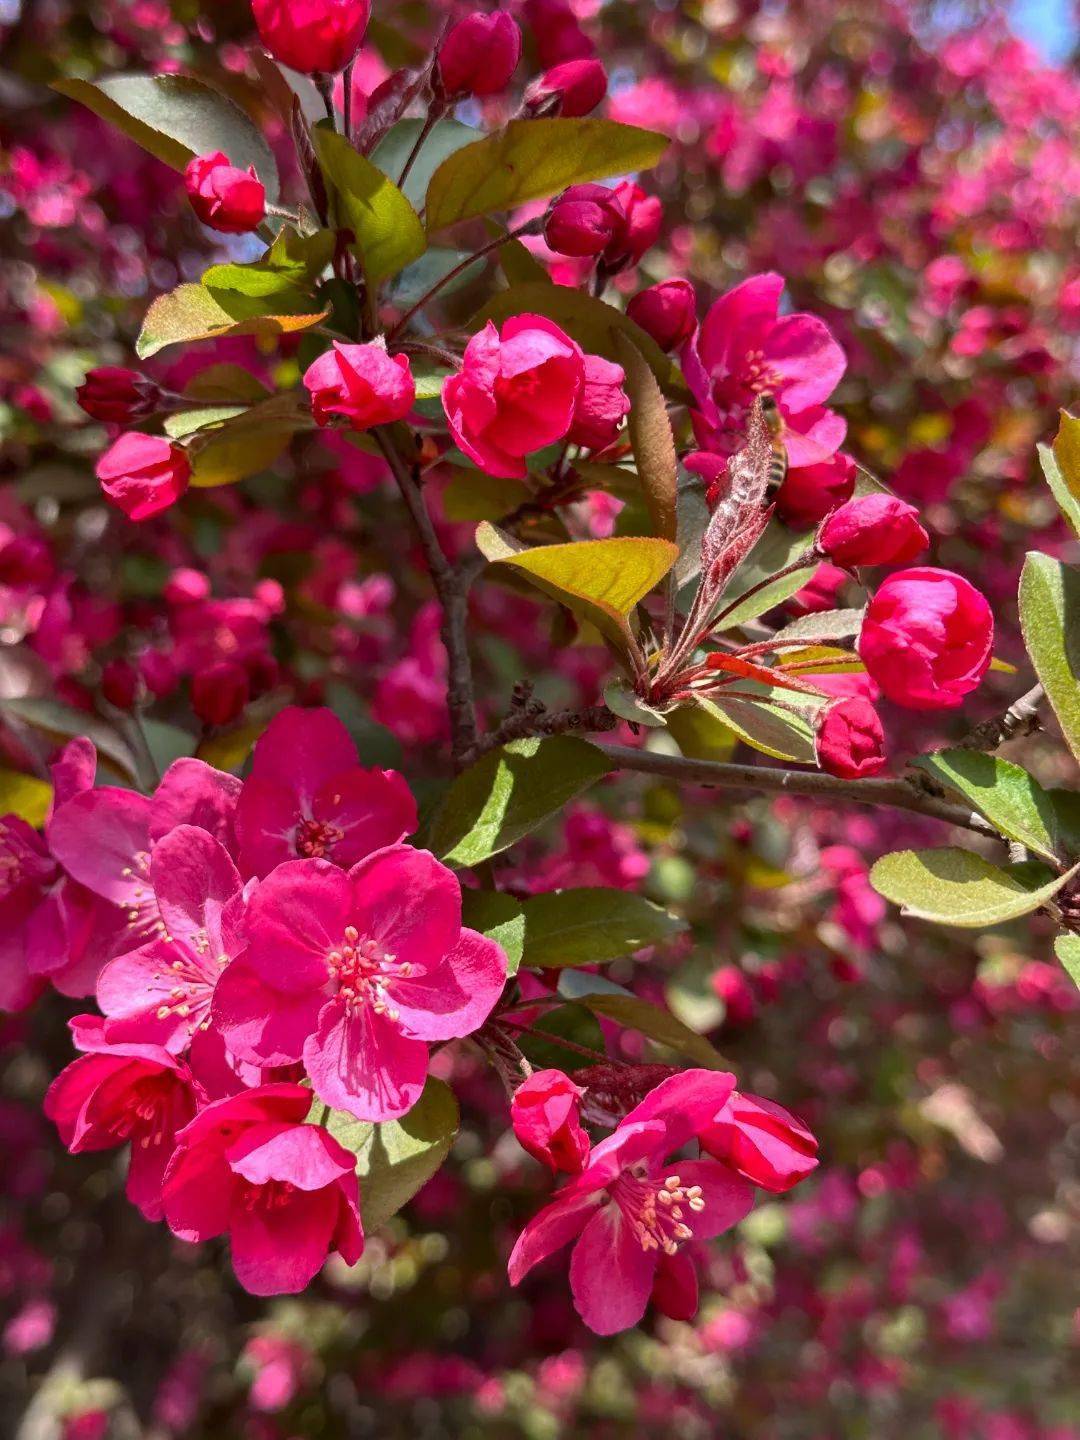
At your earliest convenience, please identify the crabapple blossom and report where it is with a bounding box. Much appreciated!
[251,0,370,74]
[522,58,608,117]
[815,697,888,779]
[818,494,930,568]
[75,367,160,424]
[95,434,190,521]
[303,342,415,432]
[437,12,521,98]
[511,1069,589,1173]
[626,278,697,352]
[700,1090,820,1193]
[184,152,265,234]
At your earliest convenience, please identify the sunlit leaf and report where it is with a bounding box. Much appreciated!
[911,750,1062,863]
[1019,551,1080,764]
[518,888,685,969]
[315,128,425,287]
[136,283,328,359]
[870,848,1080,927]
[614,332,677,542]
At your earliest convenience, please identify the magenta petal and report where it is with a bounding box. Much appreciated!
[48,788,152,904]
[304,1003,428,1122]
[228,1122,353,1191]
[162,1145,237,1241]
[763,313,846,409]
[673,1158,754,1239]
[97,941,204,1053]
[212,960,322,1067]
[125,1125,179,1221]
[48,737,96,815]
[622,1070,737,1153]
[229,1185,338,1296]
[651,1249,699,1323]
[235,776,304,877]
[569,1205,657,1335]
[392,927,506,1041]
[784,405,847,468]
[507,1188,602,1286]
[698,272,784,373]
[151,825,242,956]
[249,707,358,809]
[150,757,241,848]
[345,847,461,971]
[314,768,417,868]
[244,859,349,992]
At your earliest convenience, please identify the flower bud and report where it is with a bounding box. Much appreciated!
[511,1069,589,1173]
[701,1090,819,1193]
[96,434,190,522]
[438,12,521,98]
[712,965,756,1026]
[192,661,250,728]
[818,493,929,568]
[545,183,622,258]
[76,367,161,424]
[626,279,697,352]
[815,697,887,779]
[164,567,210,606]
[523,58,607,117]
[775,452,855,528]
[858,567,993,710]
[567,353,629,450]
[609,181,662,267]
[101,658,142,711]
[185,152,265,235]
[138,648,178,700]
[252,0,370,74]
[303,341,415,432]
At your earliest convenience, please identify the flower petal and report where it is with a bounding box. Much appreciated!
[569,1205,657,1335]
[392,927,506,1041]
[304,1003,428,1122]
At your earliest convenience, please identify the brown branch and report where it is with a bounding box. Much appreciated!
[373,428,478,763]
[463,684,618,762]
[958,682,1045,751]
[595,742,1000,839]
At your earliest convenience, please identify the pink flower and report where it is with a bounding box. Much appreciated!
[818,494,929,568]
[251,0,370,75]
[508,1071,753,1334]
[214,846,506,1120]
[815,697,887,779]
[442,315,584,478]
[858,567,993,710]
[191,660,249,727]
[700,1090,819,1193]
[96,433,190,521]
[511,1069,589,1173]
[682,272,846,467]
[626,279,697,352]
[568,354,630,450]
[45,1017,202,1219]
[545,182,661,270]
[437,12,521,98]
[184,152,265,234]
[75,367,160,424]
[775,452,855,527]
[523,59,608,118]
[161,1084,363,1295]
[303,341,415,432]
[234,706,416,877]
[96,826,246,1054]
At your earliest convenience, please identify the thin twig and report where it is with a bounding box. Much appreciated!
[959,683,1045,751]
[387,225,530,340]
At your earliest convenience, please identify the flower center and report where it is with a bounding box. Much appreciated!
[326,925,412,1018]
[152,931,226,1033]
[296,815,344,859]
[610,1171,706,1256]
[111,1077,172,1148]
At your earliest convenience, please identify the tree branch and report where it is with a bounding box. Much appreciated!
[595,743,1000,838]
[958,682,1045,751]
[463,683,617,761]
[373,428,478,763]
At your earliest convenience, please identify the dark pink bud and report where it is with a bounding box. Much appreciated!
[192,662,249,727]
[545,183,622,258]
[185,151,266,234]
[626,279,697,351]
[523,58,607,116]
[438,12,521,98]
[525,0,593,68]
[252,0,370,74]
[701,1090,819,1193]
[711,965,756,1026]
[815,697,887,779]
[511,1069,589,1173]
[818,493,929,568]
[609,181,662,266]
[164,567,211,605]
[138,648,178,700]
[303,341,415,432]
[101,658,142,711]
[76,367,161,424]
[775,452,856,528]
[96,434,190,522]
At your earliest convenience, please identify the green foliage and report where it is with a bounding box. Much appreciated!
[460,890,526,976]
[185,394,313,487]
[202,228,335,303]
[370,117,479,209]
[0,698,136,781]
[615,333,678,542]
[315,129,426,287]
[1038,440,1080,538]
[429,736,612,867]
[0,768,53,827]
[709,522,817,627]
[911,750,1065,864]
[136,283,327,359]
[516,887,685,969]
[315,1078,460,1233]
[690,693,819,764]
[1053,933,1080,989]
[870,847,1080,927]
[54,73,279,199]
[1019,551,1080,764]
[561,984,727,1068]
[424,118,669,232]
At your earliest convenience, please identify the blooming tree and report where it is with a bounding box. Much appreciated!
[0,0,1078,1433]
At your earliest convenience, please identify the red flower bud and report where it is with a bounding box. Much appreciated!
[185,152,266,235]
[701,1090,819,1193]
[711,965,756,1026]
[815,697,887,779]
[817,493,929,568]
[775,452,856,528]
[511,1069,589,1173]
[523,58,607,117]
[101,658,142,711]
[192,661,250,728]
[251,0,370,74]
[524,0,593,68]
[138,648,178,700]
[438,12,521,98]
[567,353,629,450]
[626,279,697,352]
[609,181,662,267]
[76,367,161,424]
[545,183,622,257]
[302,341,415,431]
[96,434,190,522]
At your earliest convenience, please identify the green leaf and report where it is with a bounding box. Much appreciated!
[425,118,668,233]
[315,128,425,287]
[572,991,726,1068]
[187,393,313,487]
[1038,441,1080,539]
[513,1002,607,1072]
[693,693,818,764]
[181,364,271,404]
[614,333,677,542]
[429,736,612,868]
[1053,410,1080,495]
[911,750,1062,863]
[475,524,677,664]
[136,283,328,359]
[603,680,669,728]
[711,522,817,627]
[474,283,681,395]
[388,247,482,308]
[1053,933,1080,989]
[442,469,530,522]
[202,228,335,302]
[0,769,53,828]
[317,1077,459,1232]
[870,848,1080,928]
[0,698,135,780]
[370,117,479,209]
[54,74,279,199]
[666,700,737,762]
[518,887,685,969]
[769,608,865,647]
[461,889,525,976]
[1019,551,1080,765]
